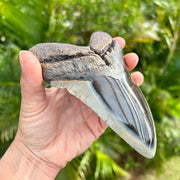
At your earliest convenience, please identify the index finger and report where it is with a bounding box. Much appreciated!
[113,37,126,49]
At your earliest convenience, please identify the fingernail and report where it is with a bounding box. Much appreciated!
[19,50,36,73]
[19,50,27,73]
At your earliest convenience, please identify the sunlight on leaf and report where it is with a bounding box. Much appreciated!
[95,150,129,179]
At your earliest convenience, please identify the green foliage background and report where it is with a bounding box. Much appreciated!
[0,0,180,179]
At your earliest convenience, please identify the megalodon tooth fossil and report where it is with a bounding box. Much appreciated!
[30,32,156,158]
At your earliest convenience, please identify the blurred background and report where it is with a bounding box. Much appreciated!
[0,0,180,179]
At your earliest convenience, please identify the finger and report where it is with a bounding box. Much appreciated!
[113,37,126,49]
[19,51,46,104]
[131,71,144,87]
[123,53,139,71]
[45,87,58,92]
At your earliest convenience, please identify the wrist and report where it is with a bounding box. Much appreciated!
[0,140,60,180]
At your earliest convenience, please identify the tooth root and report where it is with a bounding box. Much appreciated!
[29,43,93,63]
[89,31,112,56]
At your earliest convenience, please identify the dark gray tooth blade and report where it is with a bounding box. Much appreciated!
[92,75,155,149]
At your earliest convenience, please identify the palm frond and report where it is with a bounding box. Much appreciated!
[65,150,92,180]
[0,137,12,157]
[0,0,53,47]
[0,43,21,142]
[95,149,129,179]
[0,85,20,142]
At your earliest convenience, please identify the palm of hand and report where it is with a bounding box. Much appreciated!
[17,87,107,168]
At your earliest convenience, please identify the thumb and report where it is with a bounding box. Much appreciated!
[19,51,46,105]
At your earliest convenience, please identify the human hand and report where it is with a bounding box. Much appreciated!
[1,37,144,179]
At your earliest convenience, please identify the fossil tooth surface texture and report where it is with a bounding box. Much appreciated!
[30,32,156,158]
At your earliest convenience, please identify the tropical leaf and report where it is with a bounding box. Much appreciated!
[0,42,21,142]
[95,149,129,179]
[168,97,180,118]
[65,150,92,180]
[0,0,54,47]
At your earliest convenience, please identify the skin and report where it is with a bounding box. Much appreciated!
[0,37,144,180]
